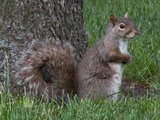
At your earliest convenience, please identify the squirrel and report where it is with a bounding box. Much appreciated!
[76,13,138,102]
[16,13,138,102]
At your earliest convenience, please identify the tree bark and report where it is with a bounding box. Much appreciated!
[0,0,87,85]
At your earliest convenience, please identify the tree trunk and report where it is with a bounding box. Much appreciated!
[0,0,87,86]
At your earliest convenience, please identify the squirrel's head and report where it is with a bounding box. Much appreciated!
[110,13,138,39]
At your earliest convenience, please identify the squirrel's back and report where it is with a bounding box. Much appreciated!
[16,39,76,101]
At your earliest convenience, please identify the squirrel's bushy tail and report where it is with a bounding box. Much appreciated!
[16,39,76,101]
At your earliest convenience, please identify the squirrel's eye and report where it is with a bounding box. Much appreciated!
[119,23,125,29]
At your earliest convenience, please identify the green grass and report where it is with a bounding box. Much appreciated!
[1,93,160,120]
[0,0,160,119]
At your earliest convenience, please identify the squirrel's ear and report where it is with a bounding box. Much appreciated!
[110,15,117,25]
[124,12,128,18]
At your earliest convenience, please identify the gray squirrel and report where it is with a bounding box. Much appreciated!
[16,13,138,102]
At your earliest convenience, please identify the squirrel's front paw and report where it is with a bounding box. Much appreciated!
[123,54,131,64]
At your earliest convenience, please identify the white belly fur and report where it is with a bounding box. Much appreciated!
[108,39,128,102]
